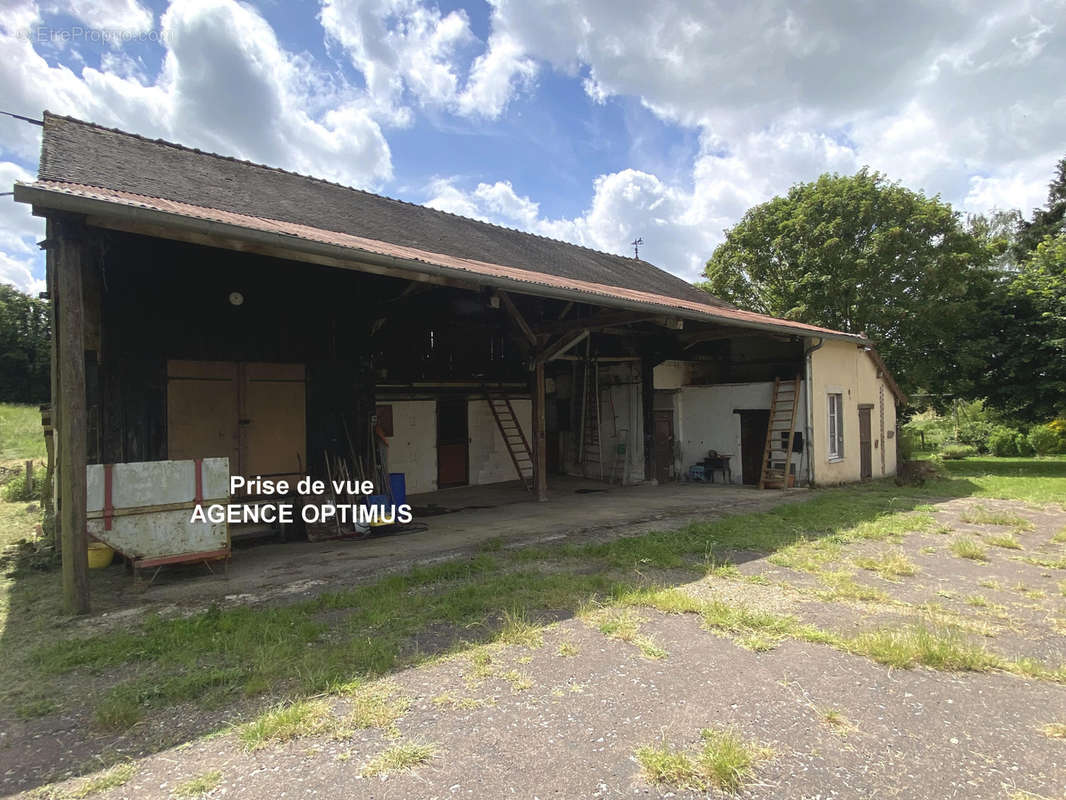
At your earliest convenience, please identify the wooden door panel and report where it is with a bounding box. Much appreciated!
[166,361,239,467]
[739,411,770,486]
[859,406,873,480]
[437,399,468,487]
[241,362,306,483]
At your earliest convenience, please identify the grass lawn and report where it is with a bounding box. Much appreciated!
[0,403,46,464]
[937,455,1066,504]
[1,454,1063,739]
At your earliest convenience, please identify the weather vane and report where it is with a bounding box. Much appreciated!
[631,237,644,259]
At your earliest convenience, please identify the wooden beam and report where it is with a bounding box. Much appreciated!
[53,215,90,615]
[641,355,657,485]
[533,310,658,337]
[680,328,791,349]
[533,358,547,501]
[537,329,589,365]
[84,215,479,293]
[496,290,538,348]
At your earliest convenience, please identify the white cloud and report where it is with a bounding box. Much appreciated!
[0,0,397,290]
[421,0,1063,280]
[2,0,1064,294]
[0,161,45,294]
[59,0,154,35]
[320,0,536,119]
[456,32,536,118]
[426,170,719,282]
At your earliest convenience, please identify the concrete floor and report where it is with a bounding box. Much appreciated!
[91,477,809,612]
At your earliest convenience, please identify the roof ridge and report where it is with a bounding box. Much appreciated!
[41,112,714,302]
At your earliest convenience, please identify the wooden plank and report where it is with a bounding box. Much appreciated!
[533,359,547,501]
[497,290,538,348]
[642,355,657,484]
[54,215,90,614]
[84,215,478,292]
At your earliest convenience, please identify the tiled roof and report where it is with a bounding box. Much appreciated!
[18,178,864,341]
[36,113,723,308]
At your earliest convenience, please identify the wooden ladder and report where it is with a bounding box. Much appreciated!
[577,359,603,479]
[759,376,801,489]
[485,389,534,491]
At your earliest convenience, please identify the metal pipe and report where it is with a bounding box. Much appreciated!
[804,336,825,486]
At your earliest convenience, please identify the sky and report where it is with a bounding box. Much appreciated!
[1,0,1064,297]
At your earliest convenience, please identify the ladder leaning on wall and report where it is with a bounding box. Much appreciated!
[759,376,801,489]
[484,389,534,491]
[577,356,603,480]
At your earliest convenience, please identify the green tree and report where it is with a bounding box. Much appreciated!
[0,284,51,403]
[702,169,997,397]
[1014,156,1066,259]
[989,233,1066,421]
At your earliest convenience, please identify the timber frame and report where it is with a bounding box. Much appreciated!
[17,115,890,614]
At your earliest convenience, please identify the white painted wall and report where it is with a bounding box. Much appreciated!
[468,398,532,485]
[676,381,808,485]
[384,400,437,494]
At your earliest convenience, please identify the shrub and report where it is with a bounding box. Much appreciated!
[988,426,1020,457]
[898,432,915,461]
[1028,425,1062,456]
[1014,433,1035,457]
[939,443,976,460]
[953,400,998,453]
[1,464,45,502]
[1049,418,1066,449]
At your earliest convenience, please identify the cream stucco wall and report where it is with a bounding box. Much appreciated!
[384,397,534,493]
[384,400,437,494]
[468,398,532,485]
[809,340,898,484]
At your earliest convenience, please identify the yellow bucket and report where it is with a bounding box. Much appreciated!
[87,542,114,569]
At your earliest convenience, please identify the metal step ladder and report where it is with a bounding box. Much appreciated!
[759,376,801,489]
[578,358,603,480]
[484,389,534,491]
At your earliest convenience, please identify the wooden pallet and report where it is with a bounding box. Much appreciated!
[759,376,801,489]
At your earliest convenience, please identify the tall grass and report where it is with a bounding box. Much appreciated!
[0,403,46,462]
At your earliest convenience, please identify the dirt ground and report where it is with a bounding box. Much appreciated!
[3,492,1065,800]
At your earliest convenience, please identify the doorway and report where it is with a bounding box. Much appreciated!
[738,410,770,485]
[858,405,873,480]
[437,398,469,488]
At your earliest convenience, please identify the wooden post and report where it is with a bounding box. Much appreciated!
[24,460,33,495]
[45,219,61,546]
[53,215,90,615]
[40,404,54,525]
[641,355,657,485]
[533,358,547,502]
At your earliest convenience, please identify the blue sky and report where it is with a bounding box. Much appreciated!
[1,0,1063,294]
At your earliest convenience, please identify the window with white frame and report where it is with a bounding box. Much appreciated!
[827,393,844,460]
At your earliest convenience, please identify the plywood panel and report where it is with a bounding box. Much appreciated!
[166,361,239,465]
[242,362,306,481]
[86,458,229,561]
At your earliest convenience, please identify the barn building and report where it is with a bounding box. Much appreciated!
[14,113,904,611]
